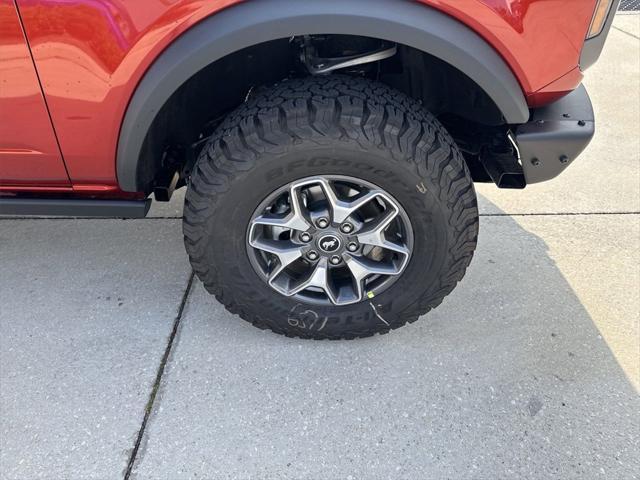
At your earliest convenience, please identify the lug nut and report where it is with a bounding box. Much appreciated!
[330,255,342,265]
[300,232,312,243]
[347,242,359,252]
[307,251,319,261]
[316,218,329,229]
[340,223,354,234]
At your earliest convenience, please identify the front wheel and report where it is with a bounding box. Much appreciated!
[183,75,478,339]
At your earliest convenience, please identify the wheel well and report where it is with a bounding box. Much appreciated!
[118,0,530,193]
[138,35,507,195]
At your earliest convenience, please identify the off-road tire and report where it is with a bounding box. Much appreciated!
[183,75,479,339]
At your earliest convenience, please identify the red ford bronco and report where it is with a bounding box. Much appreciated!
[0,0,619,338]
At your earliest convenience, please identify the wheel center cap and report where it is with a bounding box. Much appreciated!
[318,234,341,253]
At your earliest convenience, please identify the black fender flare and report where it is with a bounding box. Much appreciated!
[117,0,530,192]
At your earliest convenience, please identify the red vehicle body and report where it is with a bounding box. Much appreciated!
[0,0,616,197]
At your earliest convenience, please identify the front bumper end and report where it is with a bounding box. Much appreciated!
[515,84,595,184]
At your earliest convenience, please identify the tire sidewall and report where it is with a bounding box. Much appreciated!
[193,140,451,337]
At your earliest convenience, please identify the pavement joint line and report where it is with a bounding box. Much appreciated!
[123,270,195,480]
[2,212,640,221]
[612,25,640,40]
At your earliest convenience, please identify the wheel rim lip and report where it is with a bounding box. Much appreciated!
[245,174,414,307]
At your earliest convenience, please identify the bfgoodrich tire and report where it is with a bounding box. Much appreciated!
[183,75,478,339]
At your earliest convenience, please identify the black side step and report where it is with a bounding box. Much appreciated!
[0,198,151,218]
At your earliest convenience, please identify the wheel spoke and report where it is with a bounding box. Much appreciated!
[287,258,339,304]
[252,183,310,232]
[345,255,401,300]
[248,237,304,284]
[317,178,384,224]
[356,207,410,257]
[288,182,312,231]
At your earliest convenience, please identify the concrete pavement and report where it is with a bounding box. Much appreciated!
[1,14,639,480]
[0,221,191,478]
[131,215,639,480]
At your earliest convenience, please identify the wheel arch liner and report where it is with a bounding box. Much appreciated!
[116,0,530,192]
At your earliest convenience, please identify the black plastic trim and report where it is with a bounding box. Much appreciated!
[580,0,621,70]
[116,0,530,192]
[516,85,595,185]
[0,198,151,218]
